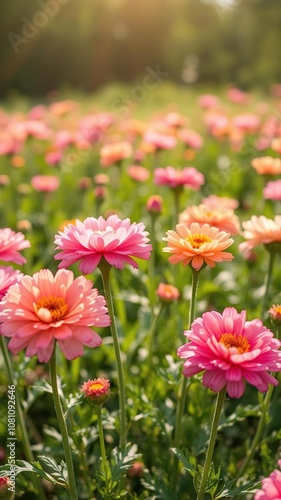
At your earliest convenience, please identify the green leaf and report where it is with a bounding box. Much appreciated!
[0,459,68,488]
[169,448,196,476]
[215,478,259,498]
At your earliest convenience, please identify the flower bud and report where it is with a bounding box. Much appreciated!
[146,195,163,215]
[156,283,180,302]
[0,477,12,499]
[81,378,110,406]
[269,304,281,324]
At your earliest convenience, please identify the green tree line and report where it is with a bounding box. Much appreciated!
[1,0,280,96]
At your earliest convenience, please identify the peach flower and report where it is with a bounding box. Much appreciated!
[127,165,150,182]
[179,203,240,234]
[163,223,234,271]
[239,215,281,252]
[156,283,180,302]
[251,156,281,175]
[100,141,133,167]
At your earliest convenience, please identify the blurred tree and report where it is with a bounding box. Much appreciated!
[0,0,280,96]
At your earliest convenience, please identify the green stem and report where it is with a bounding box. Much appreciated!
[0,336,46,500]
[99,261,126,453]
[49,348,78,500]
[238,384,274,479]
[173,188,182,228]
[148,214,157,309]
[238,250,276,478]
[147,303,164,372]
[261,250,275,319]
[197,388,226,500]
[96,405,110,496]
[110,271,127,327]
[173,268,201,483]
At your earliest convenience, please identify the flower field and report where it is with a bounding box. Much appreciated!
[0,83,281,499]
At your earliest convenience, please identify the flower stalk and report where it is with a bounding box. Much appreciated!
[49,347,78,500]
[99,260,127,454]
[173,268,201,483]
[0,336,46,500]
[96,405,110,496]
[196,387,226,500]
[239,248,277,477]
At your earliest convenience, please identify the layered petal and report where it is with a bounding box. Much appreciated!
[178,307,281,398]
[0,269,110,362]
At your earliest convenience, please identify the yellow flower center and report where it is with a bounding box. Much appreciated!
[89,382,104,392]
[273,305,281,314]
[186,233,212,249]
[219,333,250,354]
[36,296,68,323]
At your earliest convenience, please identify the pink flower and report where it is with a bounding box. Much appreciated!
[54,130,77,150]
[127,165,150,182]
[0,269,110,362]
[227,87,250,104]
[143,131,177,150]
[178,307,281,398]
[154,166,204,190]
[0,476,11,491]
[45,150,63,166]
[54,214,152,273]
[146,195,163,214]
[0,266,23,300]
[0,228,31,265]
[263,180,281,201]
[197,94,220,109]
[31,175,60,192]
[163,223,234,271]
[232,113,261,134]
[178,128,204,150]
[81,378,110,405]
[239,215,281,253]
[255,460,281,499]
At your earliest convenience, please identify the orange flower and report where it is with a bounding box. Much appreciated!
[163,223,234,271]
[179,203,240,234]
[251,156,281,175]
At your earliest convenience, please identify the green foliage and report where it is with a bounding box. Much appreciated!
[0,85,281,499]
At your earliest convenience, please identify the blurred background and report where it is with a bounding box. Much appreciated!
[1,0,281,97]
